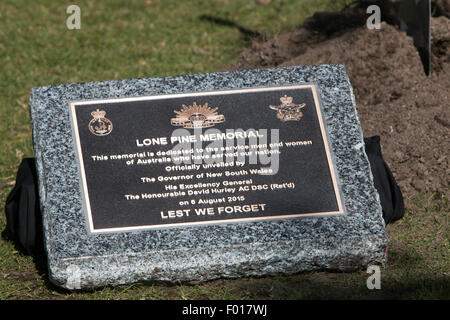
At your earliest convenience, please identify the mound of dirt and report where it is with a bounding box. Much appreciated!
[232,16,449,198]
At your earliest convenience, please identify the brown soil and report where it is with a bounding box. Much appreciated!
[231,14,450,199]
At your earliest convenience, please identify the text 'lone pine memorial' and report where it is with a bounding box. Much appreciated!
[29,65,388,289]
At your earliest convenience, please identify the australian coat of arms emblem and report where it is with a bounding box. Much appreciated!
[88,109,113,136]
[268,95,306,122]
[170,102,225,129]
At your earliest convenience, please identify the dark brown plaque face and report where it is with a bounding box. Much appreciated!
[70,85,343,233]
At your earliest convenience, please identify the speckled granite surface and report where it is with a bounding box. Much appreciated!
[30,65,388,290]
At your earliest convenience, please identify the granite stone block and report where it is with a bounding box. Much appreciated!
[29,64,388,289]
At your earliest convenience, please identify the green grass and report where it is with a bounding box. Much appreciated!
[0,191,447,299]
[0,0,448,300]
[0,0,339,185]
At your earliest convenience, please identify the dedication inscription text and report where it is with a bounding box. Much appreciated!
[70,85,343,233]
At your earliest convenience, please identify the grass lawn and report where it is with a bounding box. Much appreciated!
[0,0,448,299]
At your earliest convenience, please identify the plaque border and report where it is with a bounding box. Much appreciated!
[69,84,344,234]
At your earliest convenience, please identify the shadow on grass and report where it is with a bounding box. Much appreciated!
[0,227,73,296]
[388,246,424,268]
[228,272,450,300]
[199,15,262,42]
[2,227,448,300]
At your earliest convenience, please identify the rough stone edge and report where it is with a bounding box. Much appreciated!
[50,236,386,289]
